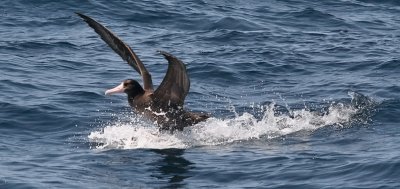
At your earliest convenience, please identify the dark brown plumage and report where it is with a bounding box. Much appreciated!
[76,13,209,131]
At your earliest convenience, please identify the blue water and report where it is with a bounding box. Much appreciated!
[1,0,400,188]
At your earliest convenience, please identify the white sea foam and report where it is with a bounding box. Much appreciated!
[88,99,359,150]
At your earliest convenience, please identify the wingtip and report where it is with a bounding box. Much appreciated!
[75,12,84,17]
[157,50,186,66]
[157,50,167,55]
[157,50,173,58]
[75,12,90,21]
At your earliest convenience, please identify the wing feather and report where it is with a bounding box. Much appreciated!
[76,13,153,91]
[153,51,190,108]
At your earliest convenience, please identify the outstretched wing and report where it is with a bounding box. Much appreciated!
[153,51,190,108]
[76,12,153,91]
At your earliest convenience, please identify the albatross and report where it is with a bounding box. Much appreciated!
[76,13,209,131]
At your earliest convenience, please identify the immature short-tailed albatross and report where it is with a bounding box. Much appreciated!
[77,13,209,131]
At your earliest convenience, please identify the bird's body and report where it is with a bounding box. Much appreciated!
[124,81,208,131]
[77,13,209,131]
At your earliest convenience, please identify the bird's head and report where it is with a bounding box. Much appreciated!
[105,79,144,97]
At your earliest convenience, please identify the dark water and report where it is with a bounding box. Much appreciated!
[1,0,400,188]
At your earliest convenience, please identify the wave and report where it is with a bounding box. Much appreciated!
[291,7,336,19]
[357,0,400,6]
[375,59,400,71]
[0,102,72,133]
[88,92,376,150]
[6,41,78,51]
[280,7,356,30]
[207,17,263,31]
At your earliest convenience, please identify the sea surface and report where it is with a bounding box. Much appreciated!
[1,0,400,188]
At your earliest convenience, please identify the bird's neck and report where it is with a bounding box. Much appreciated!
[127,90,145,106]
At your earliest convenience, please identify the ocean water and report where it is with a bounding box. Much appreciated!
[1,0,400,188]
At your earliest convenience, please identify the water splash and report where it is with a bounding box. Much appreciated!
[88,92,375,150]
